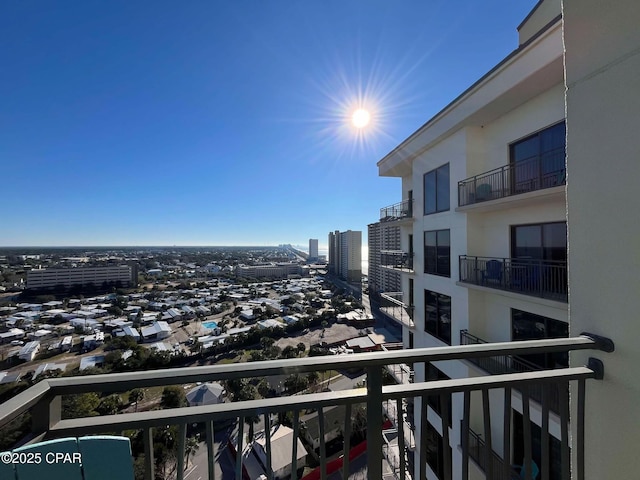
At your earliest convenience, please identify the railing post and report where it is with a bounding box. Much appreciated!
[342,404,352,480]
[143,427,155,480]
[366,366,384,480]
[31,393,61,435]
[206,420,215,480]
[176,423,187,480]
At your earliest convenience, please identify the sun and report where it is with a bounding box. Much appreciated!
[352,108,371,129]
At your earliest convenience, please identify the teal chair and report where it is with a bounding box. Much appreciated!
[1,436,133,480]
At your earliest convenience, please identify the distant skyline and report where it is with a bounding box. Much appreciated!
[1,1,537,246]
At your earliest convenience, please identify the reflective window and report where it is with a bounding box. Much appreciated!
[423,163,450,214]
[425,290,451,344]
[424,229,450,277]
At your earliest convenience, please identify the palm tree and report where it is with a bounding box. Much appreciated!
[128,388,144,412]
[184,435,200,468]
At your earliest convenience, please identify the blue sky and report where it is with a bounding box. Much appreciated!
[1,1,537,247]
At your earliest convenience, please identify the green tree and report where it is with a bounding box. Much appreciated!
[161,386,187,409]
[128,388,145,412]
[284,374,308,394]
[97,394,123,416]
[62,393,100,419]
[184,435,200,468]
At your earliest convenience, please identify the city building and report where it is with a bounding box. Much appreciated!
[234,263,307,279]
[26,265,137,292]
[367,222,402,296]
[308,238,319,261]
[328,230,362,282]
[374,0,640,478]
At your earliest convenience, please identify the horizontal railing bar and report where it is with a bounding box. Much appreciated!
[49,388,369,435]
[383,367,596,399]
[45,366,597,437]
[0,335,608,427]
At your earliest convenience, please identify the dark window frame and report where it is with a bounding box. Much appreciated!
[424,290,451,345]
[424,229,450,277]
[509,121,566,191]
[510,221,567,261]
[423,163,450,215]
[511,308,569,369]
[426,363,452,427]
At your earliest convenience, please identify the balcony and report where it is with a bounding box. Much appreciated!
[380,292,415,329]
[461,330,562,413]
[458,154,566,208]
[467,425,519,480]
[459,255,568,302]
[0,335,613,480]
[381,343,414,387]
[381,250,414,273]
[380,199,413,223]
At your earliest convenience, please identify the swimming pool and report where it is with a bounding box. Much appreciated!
[202,321,218,330]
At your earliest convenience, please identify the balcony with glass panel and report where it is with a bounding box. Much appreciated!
[0,335,613,480]
[380,292,415,329]
[381,250,414,273]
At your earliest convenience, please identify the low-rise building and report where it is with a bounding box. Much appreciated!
[141,321,172,342]
[18,341,40,362]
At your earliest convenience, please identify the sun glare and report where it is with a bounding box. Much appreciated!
[352,108,371,129]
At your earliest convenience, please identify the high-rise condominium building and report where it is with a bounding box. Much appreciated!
[375,0,640,478]
[308,239,319,261]
[328,230,362,283]
[367,222,402,296]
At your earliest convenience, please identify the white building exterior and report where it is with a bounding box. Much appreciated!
[26,265,136,291]
[373,1,631,478]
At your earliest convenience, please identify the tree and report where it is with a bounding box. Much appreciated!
[128,388,145,412]
[161,386,187,409]
[284,374,308,394]
[62,393,100,419]
[307,371,320,392]
[297,342,306,355]
[281,345,298,359]
[97,394,123,416]
[184,435,200,468]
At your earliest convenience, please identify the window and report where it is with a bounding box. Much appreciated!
[426,364,452,427]
[510,122,566,191]
[425,421,452,479]
[424,163,450,214]
[424,229,450,276]
[511,222,567,262]
[425,290,451,344]
[512,309,568,369]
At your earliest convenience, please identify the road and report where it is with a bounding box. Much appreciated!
[182,425,236,480]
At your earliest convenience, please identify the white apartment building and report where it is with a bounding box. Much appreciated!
[26,265,136,291]
[375,1,640,479]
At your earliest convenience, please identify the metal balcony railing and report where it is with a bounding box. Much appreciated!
[458,151,566,207]
[467,424,519,480]
[0,335,613,480]
[380,292,415,329]
[461,330,563,413]
[459,255,568,302]
[380,199,413,222]
[381,250,414,272]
